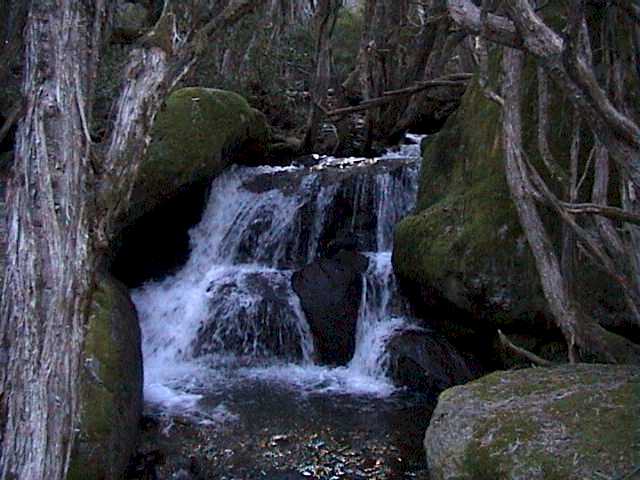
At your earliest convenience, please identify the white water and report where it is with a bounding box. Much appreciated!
[132,135,424,415]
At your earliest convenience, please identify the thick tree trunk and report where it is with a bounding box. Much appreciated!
[0,1,262,478]
[0,2,106,478]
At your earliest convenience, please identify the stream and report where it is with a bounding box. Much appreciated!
[131,136,434,479]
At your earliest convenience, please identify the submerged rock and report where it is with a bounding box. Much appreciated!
[425,365,640,480]
[292,250,369,365]
[69,274,143,480]
[386,328,475,394]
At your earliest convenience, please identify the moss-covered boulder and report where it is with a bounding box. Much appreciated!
[393,67,548,363]
[124,87,270,228]
[425,365,640,480]
[392,49,630,362]
[69,274,143,480]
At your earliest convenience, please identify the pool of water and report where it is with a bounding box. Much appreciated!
[139,378,432,479]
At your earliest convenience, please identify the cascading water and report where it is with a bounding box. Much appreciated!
[132,135,425,416]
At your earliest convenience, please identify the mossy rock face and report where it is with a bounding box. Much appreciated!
[425,365,640,480]
[125,87,270,228]
[393,61,548,339]
[393,41,631,356]
[68,274,143,480]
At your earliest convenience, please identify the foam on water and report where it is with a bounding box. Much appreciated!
[132,135,425,418]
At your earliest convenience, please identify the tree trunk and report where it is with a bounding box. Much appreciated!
[0,2,106,478]
[0,1,262,478]
[303,0,341,151]
[501,47,640,364]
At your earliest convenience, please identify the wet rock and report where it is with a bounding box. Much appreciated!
[386,328,475,394]
[425,365,640,480]
[193,270,307,360]
[292,250,369,365]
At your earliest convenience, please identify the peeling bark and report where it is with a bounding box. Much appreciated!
[0,2,105,477]
[0,1,262,479]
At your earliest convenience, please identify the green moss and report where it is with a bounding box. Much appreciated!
[467,365,607,402]
[432,366,640,480]
[394,73,539,328]
[145,88,255,182]
[125,87,270,226]
[392,22,627,346]
[69,275,142,480]
[543,382,639,475]
[462,413,545,480]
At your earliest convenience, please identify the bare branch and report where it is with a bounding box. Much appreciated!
[327,77,469,117]
[497,330,555,367]
[505,0,640,152]
[560,202,640,226]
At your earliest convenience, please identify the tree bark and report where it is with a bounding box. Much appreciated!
[0,2,106,478]
[0,1,262,479]
[302,0,341,151]
[501,47,640,364]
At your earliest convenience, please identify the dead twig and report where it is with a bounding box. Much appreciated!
[498,329,556,367]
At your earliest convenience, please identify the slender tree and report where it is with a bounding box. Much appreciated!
[303,0,343,151]
[0,1,262,478]
[448,0,640,363]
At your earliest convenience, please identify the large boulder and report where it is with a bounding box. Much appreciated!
[425,365,640,480]
[68,274,143,480]
[392,45,633,364]
[122,87,270,229]
[292,250,369,365]
[386,327,476,395]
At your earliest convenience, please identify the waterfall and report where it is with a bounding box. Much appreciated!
[133,135,424,413]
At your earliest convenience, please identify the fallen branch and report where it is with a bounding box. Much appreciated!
[498,329,556,367]
[383,80,468,98]
[327,77,470,117]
